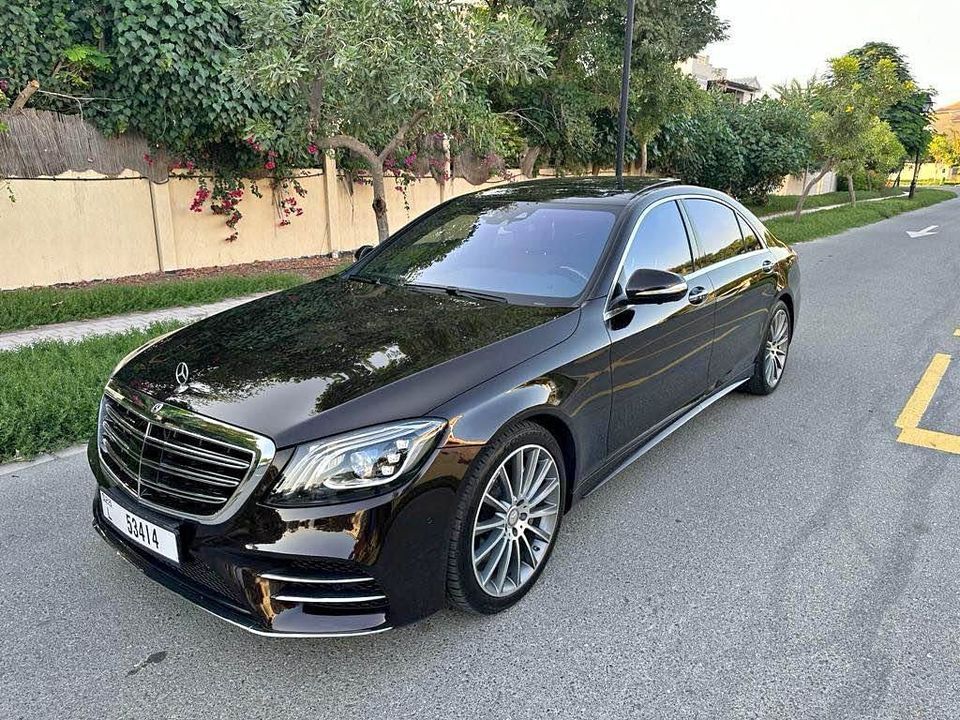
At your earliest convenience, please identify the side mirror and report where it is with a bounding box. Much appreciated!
[624,268,688,304]
[354,244,375,262]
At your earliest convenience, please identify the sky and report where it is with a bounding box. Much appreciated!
[704,0,960,107]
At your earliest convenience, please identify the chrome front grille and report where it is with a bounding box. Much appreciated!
[98,383,272,519]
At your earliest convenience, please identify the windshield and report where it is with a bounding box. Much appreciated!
[353,199,618,305]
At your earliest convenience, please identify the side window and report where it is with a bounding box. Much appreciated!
[684,199,744,266]
[620,201,694,284]
[737,213,763,252]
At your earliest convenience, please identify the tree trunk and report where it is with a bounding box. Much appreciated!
[369,167,389,243]
[639,142,648,176]
[11,79,40,111]
[893,167,902,188]
[847,175,857,205]
[908,147,921,199]
[591,162,600,176]
[794,166,831,219]
[520,146,542,178]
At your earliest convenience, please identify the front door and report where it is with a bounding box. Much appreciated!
[682,198,778,388]
[606,200,716,456]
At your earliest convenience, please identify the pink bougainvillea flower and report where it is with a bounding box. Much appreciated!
[307,144,318,155]
[265,160,276,170]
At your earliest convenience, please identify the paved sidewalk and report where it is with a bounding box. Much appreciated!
[761,191,908,219]
[0,292,271,351]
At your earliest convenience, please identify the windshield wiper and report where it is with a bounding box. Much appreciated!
[404,283,508,304]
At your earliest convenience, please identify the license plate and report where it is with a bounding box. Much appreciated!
[100,491,179,564]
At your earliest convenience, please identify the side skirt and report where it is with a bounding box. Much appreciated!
[580,377,749,501]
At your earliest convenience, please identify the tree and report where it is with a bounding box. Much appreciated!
[793,55,908,218]
[653,94,810,204]
[725,98,811,203]
[487,0,725,173]
[653,97,744,192]
[630,64,702,175]
[227,0,550,243]
[836,118,905,204]
[929,132,960,167]
[847,42,933,198]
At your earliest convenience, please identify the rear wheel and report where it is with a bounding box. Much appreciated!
[745,301,791,395]
[447,422,565,614]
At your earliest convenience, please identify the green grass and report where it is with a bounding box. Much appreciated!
[0,272,312,334]
[765,189,954,244]
[745,188,902,217]
[0,323,181,463]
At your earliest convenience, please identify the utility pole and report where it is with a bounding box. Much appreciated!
[615,0,636,184]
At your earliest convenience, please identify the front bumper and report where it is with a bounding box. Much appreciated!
[89,438,474,636]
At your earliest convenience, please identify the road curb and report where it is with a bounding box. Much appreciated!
[0,443,86,476]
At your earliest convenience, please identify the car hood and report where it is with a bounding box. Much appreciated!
[115,276,578,447]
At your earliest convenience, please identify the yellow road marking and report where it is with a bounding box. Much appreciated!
[895,353,951,430]
[897,427,960,455]
[895,352,960,454]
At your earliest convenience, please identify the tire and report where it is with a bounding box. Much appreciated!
[744,300,791,395]
[446,421,566,614]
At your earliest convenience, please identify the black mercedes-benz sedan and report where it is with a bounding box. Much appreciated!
[90,177,799,637]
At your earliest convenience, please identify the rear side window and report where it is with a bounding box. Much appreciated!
[620,201,695,280]
[737,213,763,252]
[684,199,744,265]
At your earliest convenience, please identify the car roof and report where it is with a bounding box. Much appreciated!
[469,176,680,207]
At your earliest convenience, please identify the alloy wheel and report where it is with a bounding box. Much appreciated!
[471,444,562,598]
[763,307,790,388]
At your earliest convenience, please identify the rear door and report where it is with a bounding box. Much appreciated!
[606,200,715,455]
[681,198,777,388]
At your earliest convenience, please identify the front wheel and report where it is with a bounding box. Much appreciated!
[446,422,566,614]
[745,301,791,395]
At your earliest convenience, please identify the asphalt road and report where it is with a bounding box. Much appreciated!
[4,191,960,719]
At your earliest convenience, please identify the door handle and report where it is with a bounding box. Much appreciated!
[761,259,775,274]
[688,286,708,305]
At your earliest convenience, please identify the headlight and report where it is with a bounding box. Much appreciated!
[268,419,446,506]
[111,326,184,377]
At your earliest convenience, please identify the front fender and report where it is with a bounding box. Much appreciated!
[431,299,612,495]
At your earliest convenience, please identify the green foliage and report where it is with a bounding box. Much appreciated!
[654,95,811,203]
[765,189,953,244]
[489,0,726,169]
[929,133,960,166]
[91,0,298,167]
[227,0,552,240]
[0,322,182,462]
[807,55,910,174]
[0,270,341,333]
[654,99,743,191]
[743,189,900,217]
[847,42,934,157]
[725,98,811,202]
[229,0,550,153]
[58,44,112,88]
[0,1,103,112]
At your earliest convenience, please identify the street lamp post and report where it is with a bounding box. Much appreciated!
[615,0,637,183]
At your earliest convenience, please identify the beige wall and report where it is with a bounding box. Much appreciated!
[0,163,840,289]
[775,170,838,197]
[0,170,161,288]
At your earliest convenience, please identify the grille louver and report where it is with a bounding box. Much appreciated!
[99,393,258,518]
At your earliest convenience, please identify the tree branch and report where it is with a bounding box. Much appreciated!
[12,80,40,112]
[378,109,428,163]
[315,135,379,168]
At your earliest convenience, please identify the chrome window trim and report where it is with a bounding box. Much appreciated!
[683,248,770,282]
[604,193,769,314]
[99,379,276,524]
